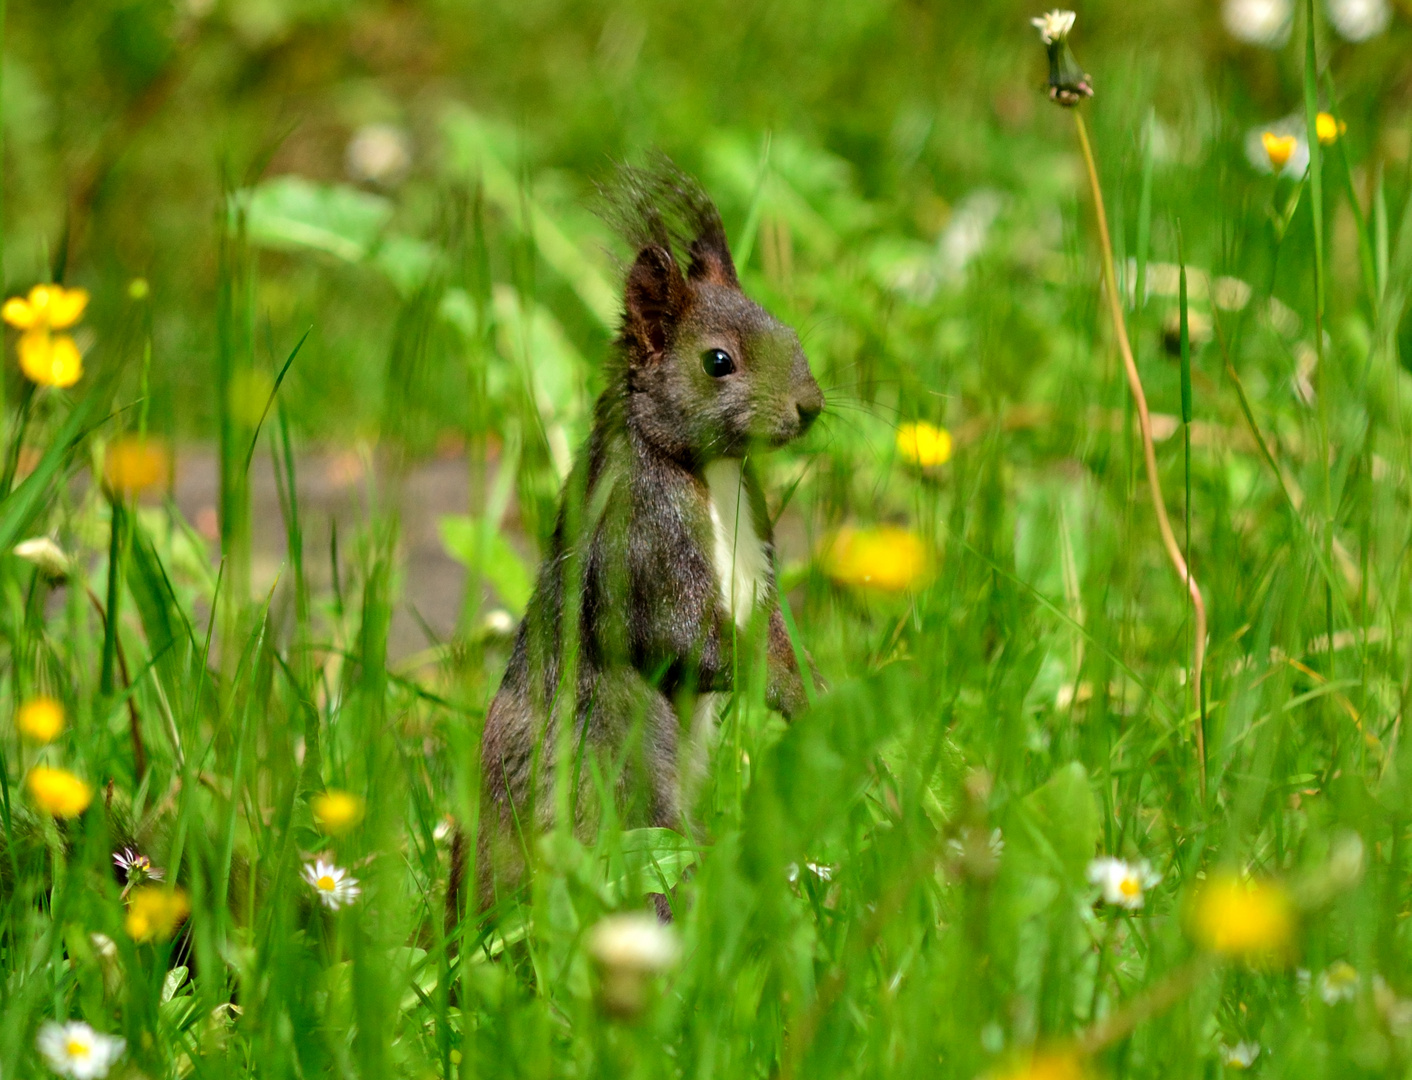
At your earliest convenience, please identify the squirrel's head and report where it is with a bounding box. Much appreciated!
[607,163,823,465]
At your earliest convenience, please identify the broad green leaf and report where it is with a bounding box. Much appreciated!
[600,828,700,905]
[1019,762,1099,883]
[438,513,533,614]
[237,177,393,262]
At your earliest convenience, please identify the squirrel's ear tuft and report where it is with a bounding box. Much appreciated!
[624,244,690,361]
[687,221,739,288]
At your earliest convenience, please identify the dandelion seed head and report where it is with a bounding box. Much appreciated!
[1030,10,1076,44]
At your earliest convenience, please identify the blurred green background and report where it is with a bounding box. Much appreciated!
[8,0,1409,445]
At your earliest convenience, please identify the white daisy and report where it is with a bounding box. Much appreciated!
[1031,9,1077,44]
[1318,960,1359,1003]
[1087,857,1161,909]
[1222,0,1293,46]
[1326,0,1391,41]
[113,848,164,886]
[302,859,361,910]
[36,1021,126,1079]
[1222,1041,1261,1069]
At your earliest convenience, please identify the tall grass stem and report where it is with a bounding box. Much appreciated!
[1073,111,1207,798]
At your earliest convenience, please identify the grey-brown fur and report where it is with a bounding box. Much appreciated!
[457,162,823,917]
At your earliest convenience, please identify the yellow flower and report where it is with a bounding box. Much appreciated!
[819,526,931,591]
[896,422,953,468]
[312,789,366,836]
[1189,873,1294,958]
[992,1049,1086,1080]
[103,436,169,497]
[1,284,88,389]
[16,696,64,743]
[1315,112,1346,145]
[1262,132,1297,170]
[124,885,191,943]
[26,766,93,818]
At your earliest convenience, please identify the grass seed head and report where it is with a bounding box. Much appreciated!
[14,537,72,581]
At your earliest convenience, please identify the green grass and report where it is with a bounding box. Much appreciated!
[4,0,1412,1077]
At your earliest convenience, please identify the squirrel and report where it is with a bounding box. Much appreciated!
[450,162,824,923]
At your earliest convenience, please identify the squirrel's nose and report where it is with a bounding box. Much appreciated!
[796,400,821,433]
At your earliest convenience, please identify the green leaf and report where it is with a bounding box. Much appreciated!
[237,177,393,262]
[1019,762,1099,882]
[438,513,533,614]
[600,828,700,905]
[374,235,440,295]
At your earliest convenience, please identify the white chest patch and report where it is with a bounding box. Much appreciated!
[704,458,769,630]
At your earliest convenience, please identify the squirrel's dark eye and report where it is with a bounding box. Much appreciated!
[702,348,735,378]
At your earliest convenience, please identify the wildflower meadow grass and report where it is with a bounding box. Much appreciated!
[3,0,1412,1077]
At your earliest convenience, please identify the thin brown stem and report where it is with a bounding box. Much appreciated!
[1073,111,1208,800]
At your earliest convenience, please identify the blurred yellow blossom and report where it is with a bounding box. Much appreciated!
[820,525,930,591]
[1189,873,1294,958]
[1262,132,1296,170]
[992,1049,1086,1080]
[125,886,190,943]
[16,696,64,743]
[312,789,366,836]
[1,284,88,388]
[26,766,92,818]
[1315,112,1346,145]
[896,422,953,468]
[103,437,170,497]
